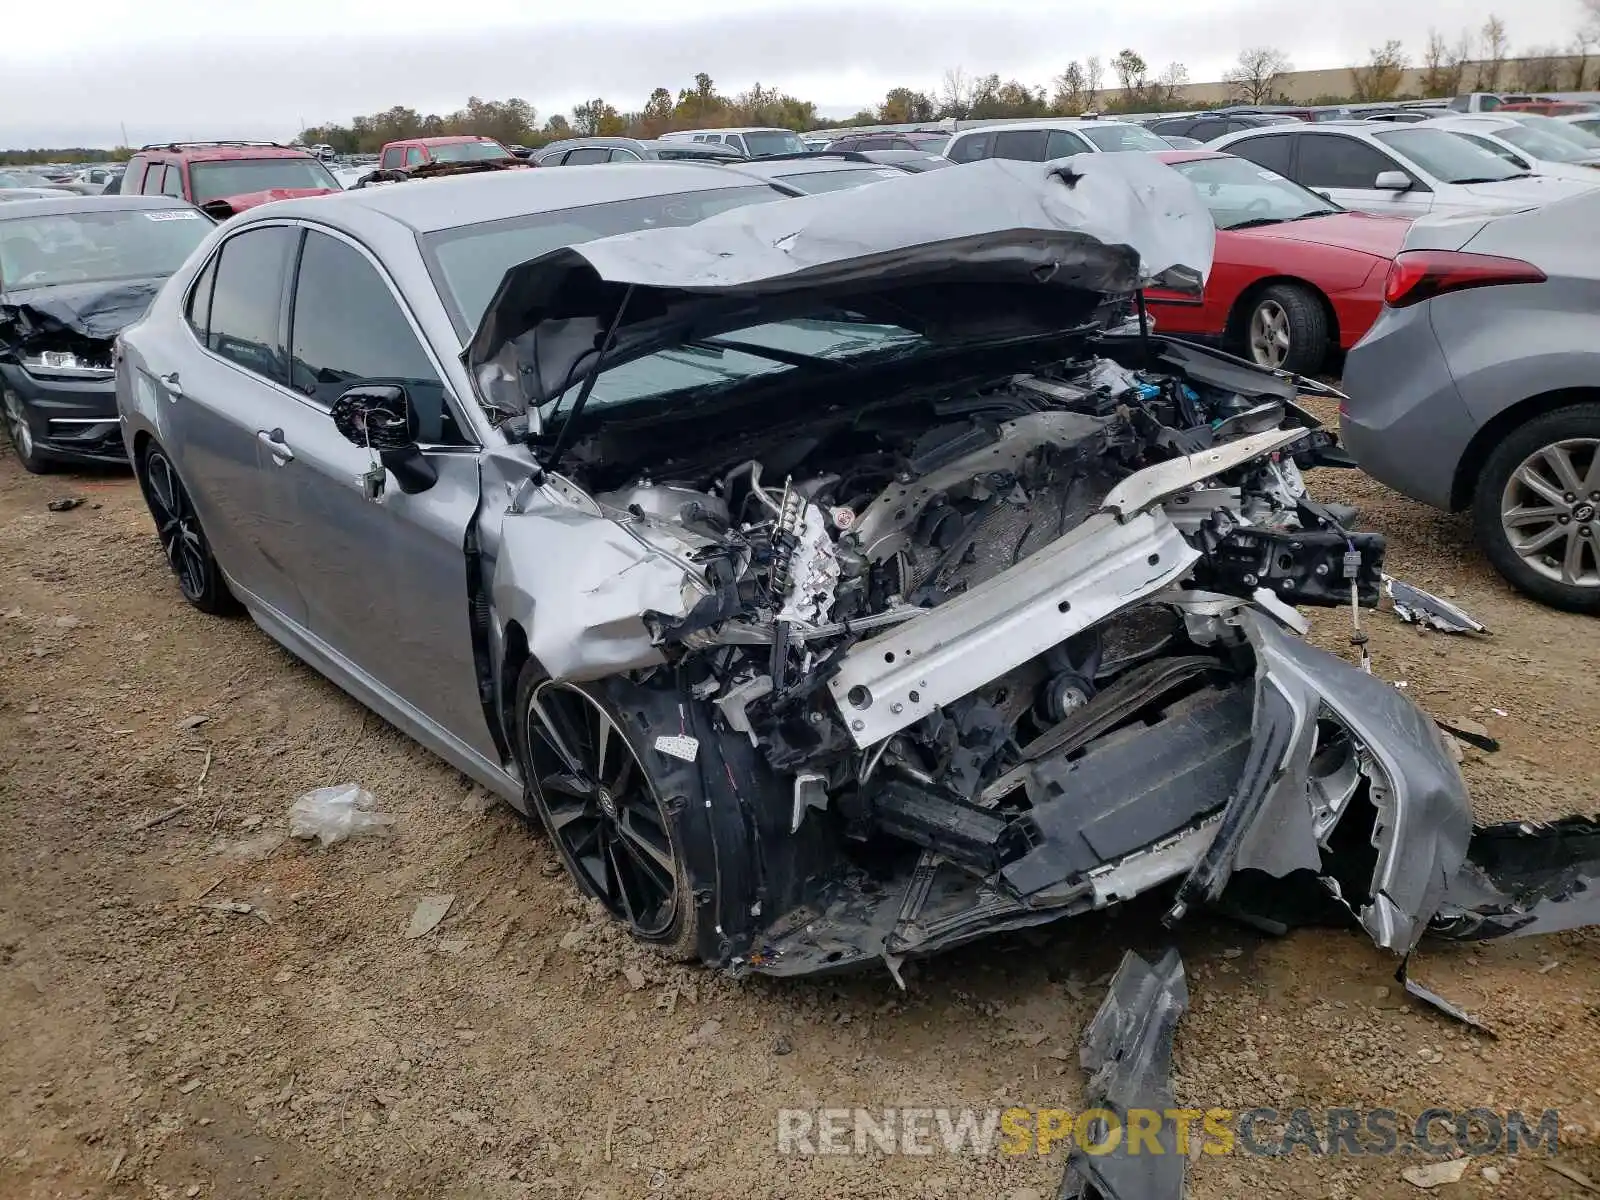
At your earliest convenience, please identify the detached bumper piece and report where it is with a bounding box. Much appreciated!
[1430,814,1600,941]
[1060,948,1189,1200]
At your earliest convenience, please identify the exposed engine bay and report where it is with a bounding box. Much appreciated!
[528,337,1404,973]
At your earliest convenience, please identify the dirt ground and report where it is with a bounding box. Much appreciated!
[2,408,1598,1200]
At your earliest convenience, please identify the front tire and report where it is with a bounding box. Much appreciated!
[1473,404,1600,613]
[136,442,236,615]
[514,663,836,966]
[3,390,49,474]
[1242,284,1328,376]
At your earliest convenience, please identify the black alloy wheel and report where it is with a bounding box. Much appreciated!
[523,680,684,942]
[138,444,234,614]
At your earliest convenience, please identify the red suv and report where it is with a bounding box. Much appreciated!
[378,135,523,170]
[121,141,341,218]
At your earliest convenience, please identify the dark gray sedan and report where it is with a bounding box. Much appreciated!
[1342,189,1600,610]
[1,194,213,470]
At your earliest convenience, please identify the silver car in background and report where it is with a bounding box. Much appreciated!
[1211,121,1598,217]
[1343,188,1600,611]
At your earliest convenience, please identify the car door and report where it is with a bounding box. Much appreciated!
[259,225,497,761]
[166,223,308,625]
[1294,132,1433,217]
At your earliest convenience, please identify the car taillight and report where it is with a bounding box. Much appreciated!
[1383,250,1546,308]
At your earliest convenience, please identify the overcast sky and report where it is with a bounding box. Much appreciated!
[1,0,1585,147]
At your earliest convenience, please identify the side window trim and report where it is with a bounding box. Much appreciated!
[287,221,483,447]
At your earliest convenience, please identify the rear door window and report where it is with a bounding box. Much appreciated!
[380,146,404,169]
[1228,132,1295,176]
[563,147,612,164]
[1296,133,1399,189]
[161,165,185,198]
[405,147,426,167]
[992,130,1050,160]
[1190,119,1230,141]
[205,225,297,383]
[139,164,165,195]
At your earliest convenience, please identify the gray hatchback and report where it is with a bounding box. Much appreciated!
[1342,190,1600,611]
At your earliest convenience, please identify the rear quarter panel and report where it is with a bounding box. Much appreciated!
[1434,206,1600,425]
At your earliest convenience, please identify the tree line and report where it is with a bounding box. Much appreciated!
[6,4,1598,162]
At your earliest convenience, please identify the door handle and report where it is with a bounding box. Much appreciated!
[158,371,182,400]
[256,428,294,463]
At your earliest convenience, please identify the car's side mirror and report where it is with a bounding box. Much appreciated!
[1373,170,1411,191]
[328,383,438,496]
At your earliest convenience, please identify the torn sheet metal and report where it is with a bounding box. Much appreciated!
[1384,575,1488,634]
[467,153,1215,409]
[1060,948,1189,1200]
[1430,814,1600,941]
[0,278,161,353]
[1396,957,1496,1035]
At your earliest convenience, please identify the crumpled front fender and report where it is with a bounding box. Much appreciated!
[489,478,711,683]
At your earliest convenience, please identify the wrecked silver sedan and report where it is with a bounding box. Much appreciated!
[117,156,1485,975]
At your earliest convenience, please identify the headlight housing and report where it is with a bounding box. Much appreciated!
[20,350,114,380]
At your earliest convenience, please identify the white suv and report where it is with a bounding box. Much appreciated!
[1210,121,1597,217]
[943,119,1170,163]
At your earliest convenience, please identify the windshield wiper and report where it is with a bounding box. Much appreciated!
[1225,217,1288,230]
[1453,175,1528,183]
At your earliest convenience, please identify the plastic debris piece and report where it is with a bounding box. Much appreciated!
[653,734,699,762]
[288,784,395,846]
[405,894,455,939]
[1385,575,1488,635]
[1402,1158,1471,1189]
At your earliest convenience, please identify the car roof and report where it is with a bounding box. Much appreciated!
[140,143,313,161]
[257,162,782,233]
[950,118,1142,137]
[730,157,902,176]
[667,126,794,135]
[411,135,499,146]
[0,194,200,221]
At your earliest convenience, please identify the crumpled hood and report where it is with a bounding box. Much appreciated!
[466,154,1216,410]
[0,276,165,353]
[208,186,339,214]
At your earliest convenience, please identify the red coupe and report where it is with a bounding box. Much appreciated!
[1144,150,1411,376]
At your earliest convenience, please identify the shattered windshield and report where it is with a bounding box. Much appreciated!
[0,207,211,290]
[189,158,339,203]
[542,317,926,417]
[1169,156,1340,229]
[422,184,791,331]
[428,141,513,163]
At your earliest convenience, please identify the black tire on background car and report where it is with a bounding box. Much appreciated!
[3,390,49,474]
[514,662,830,965]
[1240,284,1328,376]
[1472,403,1600,614]
[136,441,237,614]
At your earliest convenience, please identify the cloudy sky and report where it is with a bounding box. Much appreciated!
[1,0,1586,147]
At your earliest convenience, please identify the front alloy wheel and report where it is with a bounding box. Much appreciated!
[1242,284,1328,376]
[524,681,683,941]
[1474,404,1600,613]
[3,389,47,473]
